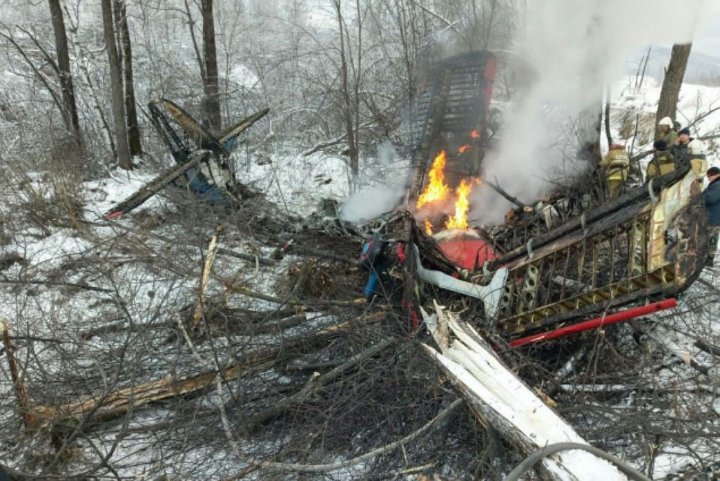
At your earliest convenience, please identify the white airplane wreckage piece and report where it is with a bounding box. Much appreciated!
[421,302,649,481]
[413,245,508,320]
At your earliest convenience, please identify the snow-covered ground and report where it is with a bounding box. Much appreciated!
[2,76,720,479]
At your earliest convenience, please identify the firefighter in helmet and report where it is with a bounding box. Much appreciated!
[599,144,630,198]
[656,116,677,145]
[687,138,708,182]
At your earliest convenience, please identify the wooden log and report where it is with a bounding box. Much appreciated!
[421,303,629,481]
[102,151,204,220]
[193,229,222,329]
[28,320,353,427]
[2,321,33,428]
[217,247,274,266]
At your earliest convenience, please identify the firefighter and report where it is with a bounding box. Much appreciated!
[656,116,677,145]
[646,139,675,179]
[687,139,708,182]
[599,144,629,198]
[704,167,720,267]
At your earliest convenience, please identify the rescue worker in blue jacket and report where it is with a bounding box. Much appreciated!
[360,232,388,299]
[704,166,720,267]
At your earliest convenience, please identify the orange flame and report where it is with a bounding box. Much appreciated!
[457,144,471,154]
[445,178,478,230]
[470,129,481,139]
[424,219,433,235]
[416,150,449,209]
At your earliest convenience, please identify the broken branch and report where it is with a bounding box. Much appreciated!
[28,320,353,427]
[247,399,463,475]
[246,338,396,429]
[193,228,222,329]
[2,321,33,428]
[486,176,528,209]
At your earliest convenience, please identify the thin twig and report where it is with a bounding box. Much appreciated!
[224,398,463,478]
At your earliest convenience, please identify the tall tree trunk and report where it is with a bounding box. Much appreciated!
[48,0,80,141]
[114,0,142,156]
[201,0,221,132]
[656,43,692,127]
[335,0,359,191]
[61,1,116,155]
[101,0,132,170]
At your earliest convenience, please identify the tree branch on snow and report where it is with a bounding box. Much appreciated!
[223,398,463,479]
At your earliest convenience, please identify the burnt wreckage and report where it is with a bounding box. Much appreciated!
[107,54,709,347]
[104,99,268,219]
[380,50,708,346]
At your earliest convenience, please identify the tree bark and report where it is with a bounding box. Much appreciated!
[60,1,116,155]
[114,0,142,156]
[335,0,360,191]
[28,319,354,426]
[656,43,692,127]
[48,0,80,141]
[201,0,221,132]
[101,0,132,169]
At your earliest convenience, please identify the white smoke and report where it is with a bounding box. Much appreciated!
[339,185,404,223]
[339,141,409,223]
[473,0,712,224]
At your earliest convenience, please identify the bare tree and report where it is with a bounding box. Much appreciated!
[101,0,132,169]
[202,0,221,132]
[114,0,142,156]
[656,43,692,129]
[333,0,363,191]
[48,0,80,142]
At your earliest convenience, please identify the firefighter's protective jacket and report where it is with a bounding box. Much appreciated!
[658,129,678,147]
[600,146,629,181]
[646,151,675,178]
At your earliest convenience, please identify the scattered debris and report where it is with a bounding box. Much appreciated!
[104,99,268,219]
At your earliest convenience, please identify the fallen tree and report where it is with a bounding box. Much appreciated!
[28,318,355,427]
[422,302,634,481]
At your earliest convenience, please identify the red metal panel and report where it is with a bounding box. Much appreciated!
[509,298,678,348]
[437,236,497,270]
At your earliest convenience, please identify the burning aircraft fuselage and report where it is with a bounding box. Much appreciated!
[401,51,708,344]
[410,51,497,236]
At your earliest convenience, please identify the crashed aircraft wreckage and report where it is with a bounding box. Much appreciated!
[355,49,709,480]
[361,50,707,347]
[15,50,710,480]
[103,99,268,219]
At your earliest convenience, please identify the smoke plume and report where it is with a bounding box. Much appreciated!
[473,0,711,224]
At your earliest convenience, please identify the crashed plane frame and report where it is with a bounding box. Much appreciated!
[394,50,708,343]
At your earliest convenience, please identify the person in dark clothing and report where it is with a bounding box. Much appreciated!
[704,166,720,266]
[360,232,389,300]
[671,127,692,159]
[0,466,12,481]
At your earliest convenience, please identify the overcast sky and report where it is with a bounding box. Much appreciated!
[693,2,720,56]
